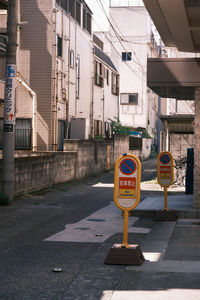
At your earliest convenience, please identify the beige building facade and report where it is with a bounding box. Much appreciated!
[0,0,119,151]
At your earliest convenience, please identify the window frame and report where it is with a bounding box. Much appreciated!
[122,52,132,61]
[57,34,62,58]
[83,7,91,34]
[69,49,74,68]
[95,60,103,87]
[111,72,119,95]
[106,69,109,85]
[76,56,80,98]
[120,93,139,105]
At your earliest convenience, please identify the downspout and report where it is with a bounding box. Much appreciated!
[66,14,71,138]
[61,9,64,93]
[90,40,95,138]
[75,23,77,116]
[117,74,120,119]
[16,75,37,151]
[102,88,105,135]
[52,8,58,151]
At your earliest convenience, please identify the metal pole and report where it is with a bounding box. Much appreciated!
[164,187,168,211]
[157,40,162,154]
[122,210,129,247]
[2,0,19,202]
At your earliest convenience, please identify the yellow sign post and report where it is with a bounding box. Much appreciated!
[104,153,144,265]
[155,151,177,221]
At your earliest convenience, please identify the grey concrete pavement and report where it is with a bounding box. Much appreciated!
[0,158,200,300]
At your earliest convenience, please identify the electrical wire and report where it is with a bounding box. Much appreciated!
[96,0,147,74]
[92,16,147,83]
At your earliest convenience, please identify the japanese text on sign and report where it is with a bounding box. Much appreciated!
[119,177,136,199]
[4,65,16,127]
[157,152,174,188]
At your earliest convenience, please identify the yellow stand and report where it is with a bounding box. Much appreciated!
[164,187,169,211]
[154,186,177,221]
[122,210,129,247]
[104,208,144,265]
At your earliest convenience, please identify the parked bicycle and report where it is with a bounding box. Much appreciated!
[174,156,187,187]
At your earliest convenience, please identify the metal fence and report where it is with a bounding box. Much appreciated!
[0,129,32,150]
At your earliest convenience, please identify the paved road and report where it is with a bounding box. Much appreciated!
[1,158,199,300]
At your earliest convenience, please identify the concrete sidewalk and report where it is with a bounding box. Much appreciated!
[1,168,200,300]
[135,182,198,218]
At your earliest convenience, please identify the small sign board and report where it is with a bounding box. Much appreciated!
[4,64,16,129]
[114,154,141,210]
[157,151,174,187]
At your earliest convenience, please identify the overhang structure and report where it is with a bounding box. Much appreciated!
[144,0,200,100]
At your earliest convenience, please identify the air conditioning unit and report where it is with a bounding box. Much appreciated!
[70,118,89,139]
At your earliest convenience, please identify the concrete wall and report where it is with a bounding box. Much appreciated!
[0,135,132,196]
[170,134,194,159]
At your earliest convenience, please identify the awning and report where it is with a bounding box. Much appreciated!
[147,58,200,100]
[160,114,194,134]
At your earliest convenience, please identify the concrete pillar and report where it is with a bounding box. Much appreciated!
[193,87,200,208]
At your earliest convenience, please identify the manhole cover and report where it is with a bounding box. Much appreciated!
[87,219,106,222]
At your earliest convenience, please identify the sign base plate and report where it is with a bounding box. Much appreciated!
[104,244,144,265]
[154,209,178,221]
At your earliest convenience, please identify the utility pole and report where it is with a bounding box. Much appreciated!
[157,39,162,154]
[2,0,19,201]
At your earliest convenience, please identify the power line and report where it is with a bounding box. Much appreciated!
[96,0,146,74]
[92,17,146,83]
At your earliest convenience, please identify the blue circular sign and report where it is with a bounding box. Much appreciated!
[120,159,136,175]
[160,154,170,164]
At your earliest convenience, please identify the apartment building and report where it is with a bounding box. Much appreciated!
[92,35,119,138]
[0,0,94,150]
[94,2,163,150]
[0,0,120,150]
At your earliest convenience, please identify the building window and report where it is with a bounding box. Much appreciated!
[56,0,81,24]
[120,93,138,105]
[69,0,75,18]
[57,120,66,151]
[0,118,32,150]
[111,73,119,95]
[83,8,91,34]
[75,1,81,24]
[106,69,109,85]
[76,57,80,98]
[69,50,74,68]
[95,60,103,87]
[94,120,102,136]
[105,122,111,138]
[122,52,132,61]
[57,35,62,58]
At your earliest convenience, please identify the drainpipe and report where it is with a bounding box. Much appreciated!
[16,75,37,151]
[66,14,71,138]
[90,40,95,138]
[52,8,58,151]
[75,22,77,116]
[102,88,105,136]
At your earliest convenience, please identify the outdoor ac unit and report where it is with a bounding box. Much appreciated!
[70,118,89,139]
